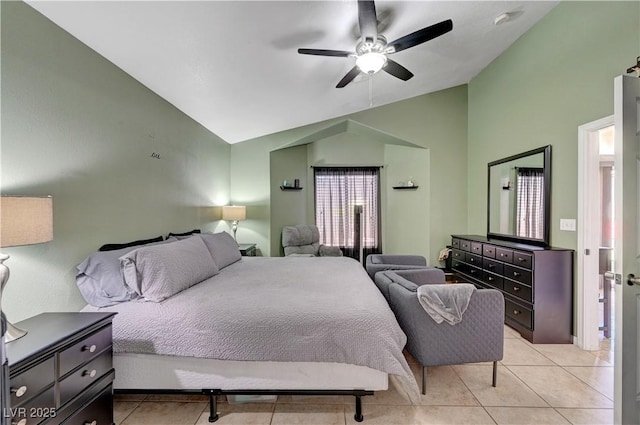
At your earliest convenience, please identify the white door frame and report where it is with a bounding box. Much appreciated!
[577,115,614,351]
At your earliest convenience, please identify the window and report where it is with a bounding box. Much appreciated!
[515,167,544,239]
[314,167,381,260]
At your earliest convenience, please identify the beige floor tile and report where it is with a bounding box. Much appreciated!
[507,366,613,408]
[195,402,274,425]
[272,403,345,425]
[504,325,522,339]
[345,404,417,425]
[501,339,556,366]
[590,349,614,364]
[414,406,496,425]
[453,364,548,407]
[556,408,613,425]
[121,401,207,425]
[411,364,479,406]
[114,401,142,425]
[362,378,412,405]
[485,407,570,424]
[528,344,612,366]
[564,367,613,400]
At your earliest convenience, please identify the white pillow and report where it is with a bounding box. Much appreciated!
[198,232,242,269]
[120,235,219,302]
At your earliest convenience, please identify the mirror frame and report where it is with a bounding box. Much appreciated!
[486,145,551,247]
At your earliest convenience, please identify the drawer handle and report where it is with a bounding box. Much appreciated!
[513,310,521,315]
[518,257,525,262]
[82,344,97,353]
[513,286,520,292]
[487,264,494,269]
[84,421,98,425]
[500,253,505,257]
[470,258,475,262]
[488,276,494,281]
[470,269,476,274]
[83,369,97,378]
[513,272,521,277]
[13,419,27,425]
[11,385,27,398]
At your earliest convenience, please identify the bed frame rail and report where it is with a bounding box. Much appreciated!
[114,388,373,422]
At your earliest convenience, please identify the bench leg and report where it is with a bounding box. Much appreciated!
[492,361,498,387]
[422,366,427,395]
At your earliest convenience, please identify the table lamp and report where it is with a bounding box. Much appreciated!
[0,196,53,342]
[222,205,246,243]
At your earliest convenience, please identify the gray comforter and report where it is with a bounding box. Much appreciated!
[83,256,419,398]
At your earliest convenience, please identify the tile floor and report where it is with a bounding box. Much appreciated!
[114,325,614,425]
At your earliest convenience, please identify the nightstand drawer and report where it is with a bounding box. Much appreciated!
[9,386,55,425]
[10,356,54,407]
[60,325,112,377]
[60,350,113,407]
[61,385,113,425]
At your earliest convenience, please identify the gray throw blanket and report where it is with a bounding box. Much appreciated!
[417,283,476,325]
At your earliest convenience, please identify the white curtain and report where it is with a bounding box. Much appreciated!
[515,168,544,239]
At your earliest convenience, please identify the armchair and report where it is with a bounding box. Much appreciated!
[365,254,428,279]
[281,225,342,257]
[376,269,504,394]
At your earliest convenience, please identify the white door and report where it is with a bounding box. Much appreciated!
[614,74,640,424]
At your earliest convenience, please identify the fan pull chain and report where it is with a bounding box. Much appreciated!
[368,74,373,107]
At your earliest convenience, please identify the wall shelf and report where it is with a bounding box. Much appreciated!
[280,186,303,191]
[392,186,419,190]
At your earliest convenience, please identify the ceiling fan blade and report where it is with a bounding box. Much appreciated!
[383,59,414,81]
[387,19,453,54]
[297,48,353,57]
[358,0,378,43]
[336,66,361,88]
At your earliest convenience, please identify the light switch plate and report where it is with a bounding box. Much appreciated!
[560,218,576,231]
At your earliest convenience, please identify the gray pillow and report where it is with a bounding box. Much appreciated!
[76,238,177,307]
[198,232,242,269]
[120,236,219,302]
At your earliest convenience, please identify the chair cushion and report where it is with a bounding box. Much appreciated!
[282,225,321,256]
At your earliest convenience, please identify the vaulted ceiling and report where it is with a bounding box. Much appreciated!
[27,1,558,144]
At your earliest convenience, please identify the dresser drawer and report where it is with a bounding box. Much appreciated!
[452,259,468,275]
[61,385,113,425]
[482,244,496,258]
[504,264,533,285]
[504,280,533,303]
[465,253,482,267]
[481,271,503,290]
[60,325,112,377]
[451,238,460,249]
[459,240,471,252]
[505,298,533,329]
[482,258,504,275]
[495,247,513,263]
[465,265,482,280]
[10,356,54,407]
[471,242,483,255]
[513,251,533,269]
[451,249,465,262]
[9,386,55,425]
[60,350,113,407]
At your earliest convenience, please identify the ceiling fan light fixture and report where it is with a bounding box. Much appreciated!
[356,52,387,74]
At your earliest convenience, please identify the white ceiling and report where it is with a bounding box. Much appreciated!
[27,1,558,144]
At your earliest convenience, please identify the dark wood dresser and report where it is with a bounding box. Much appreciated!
[6,312,116,425]
[451,235,574,343]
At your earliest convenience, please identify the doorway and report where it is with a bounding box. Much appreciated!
[577,116,615,355]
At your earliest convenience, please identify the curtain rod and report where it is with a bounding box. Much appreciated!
[310,165,384,168]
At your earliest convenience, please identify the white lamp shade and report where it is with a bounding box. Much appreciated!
[0,196,53,247]
[356,52,387,74]
[222,205,246,221]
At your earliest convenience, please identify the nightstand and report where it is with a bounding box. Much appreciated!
[6,312,116,425]
[238,243,256,256]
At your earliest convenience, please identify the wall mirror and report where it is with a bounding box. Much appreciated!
[487,145,551,247]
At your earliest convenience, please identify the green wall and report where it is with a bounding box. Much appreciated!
[231,85,468,264]
[468,1,639,251]
[1,2,231,321]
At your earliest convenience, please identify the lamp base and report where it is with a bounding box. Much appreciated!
[0,253,28,343]
[4,322,27,343]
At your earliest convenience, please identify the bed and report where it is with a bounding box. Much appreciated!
[78,231,419,421]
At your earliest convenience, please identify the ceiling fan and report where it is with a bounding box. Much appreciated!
[298,0,453,88]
